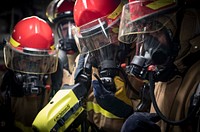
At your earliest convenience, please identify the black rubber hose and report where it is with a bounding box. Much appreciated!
[149,71,200,125]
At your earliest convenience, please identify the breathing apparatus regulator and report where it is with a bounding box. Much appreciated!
[12,73,48,95]
[118,0,200,125]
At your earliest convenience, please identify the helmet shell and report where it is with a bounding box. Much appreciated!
[57,0,74,14]
[10,16,54,50]
[74,0,121,26]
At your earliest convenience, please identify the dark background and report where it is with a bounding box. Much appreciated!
[0,0,52,35]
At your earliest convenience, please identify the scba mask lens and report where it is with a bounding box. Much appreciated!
[56,19,78,53]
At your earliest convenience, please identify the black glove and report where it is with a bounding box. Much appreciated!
[74,46,88,82]
[121,112,161,132]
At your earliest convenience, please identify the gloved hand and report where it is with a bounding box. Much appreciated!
[92,76,133,118]
[121,112,161,132]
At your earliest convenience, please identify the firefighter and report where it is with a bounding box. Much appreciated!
[72,0,143,131]
[118,0,200,132]
[46,0,79,86]
[0,16,59,131]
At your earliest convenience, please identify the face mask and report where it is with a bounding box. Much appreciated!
[127,26,175,81]
[56,18,78,54]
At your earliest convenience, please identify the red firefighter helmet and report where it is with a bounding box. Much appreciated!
[10,16,55,50]
[4,16,58,74]
[74,0,122,27]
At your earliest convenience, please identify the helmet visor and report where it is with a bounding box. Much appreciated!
[4,43,59,74]
[73,15,120,54]
[46,0,58,23]
[118,0,177,44]
[57,19,74,40]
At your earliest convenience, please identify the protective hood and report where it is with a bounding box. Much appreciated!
[174,8,200,73]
